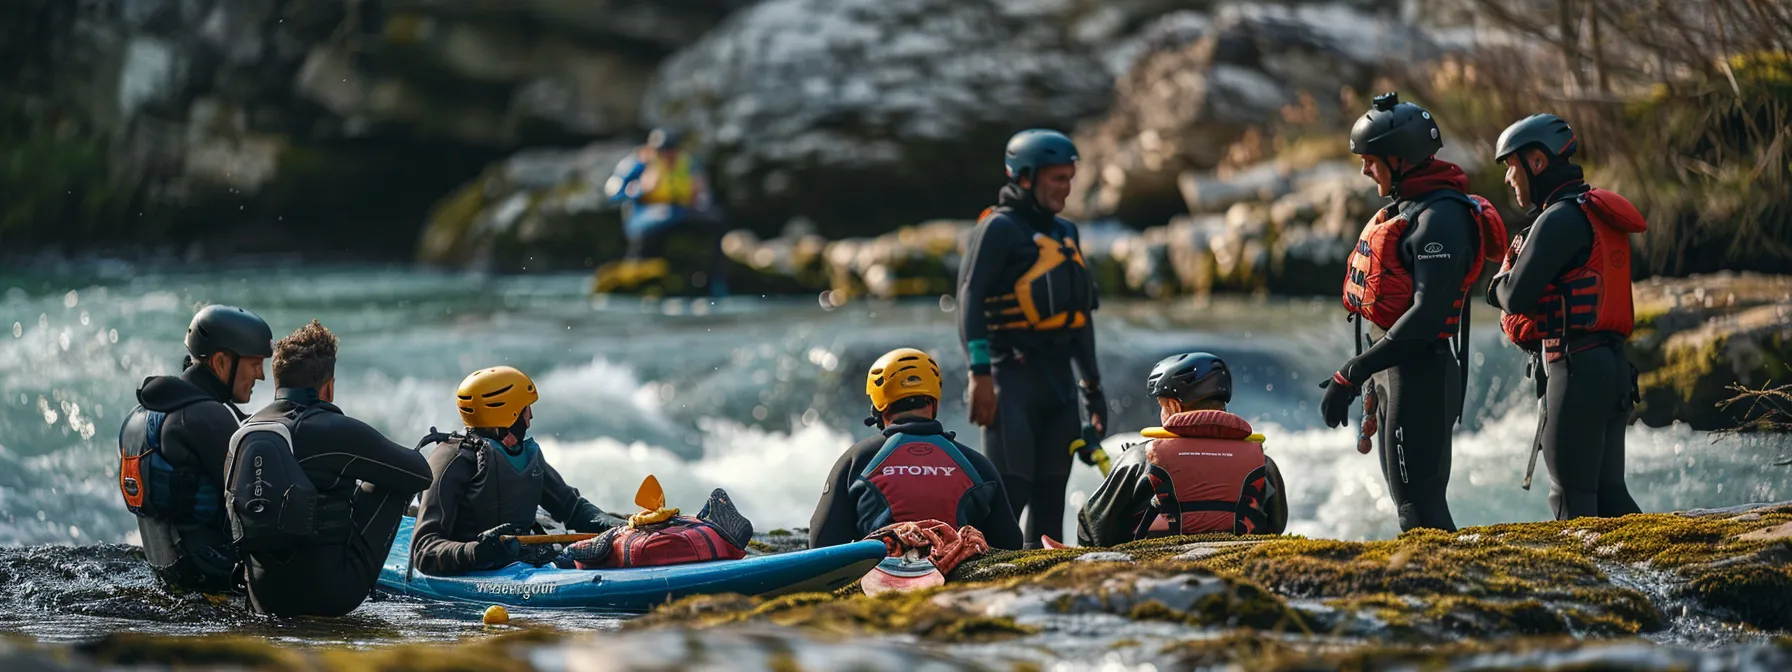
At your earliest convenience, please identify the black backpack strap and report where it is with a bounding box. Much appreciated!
[1399,189,1472,221]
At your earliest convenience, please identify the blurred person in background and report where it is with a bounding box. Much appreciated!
[600,127,729,297]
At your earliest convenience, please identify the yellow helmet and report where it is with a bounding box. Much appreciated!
[457,366,539,429]
[866,348,942,412]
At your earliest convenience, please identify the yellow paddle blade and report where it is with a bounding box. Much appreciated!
[634,474,666,511]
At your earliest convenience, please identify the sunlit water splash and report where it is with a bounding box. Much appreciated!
[0,264,1787,644]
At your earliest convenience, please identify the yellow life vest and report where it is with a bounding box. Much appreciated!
[979,207,1096,332]
[640,153,696,206]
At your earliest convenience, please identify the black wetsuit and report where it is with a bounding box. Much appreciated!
[126,366,246,593]
[1076,444,1288,547]
[1338,183,1479,533]
[243,390,433,617]
[411,435,617,576]
[1489,167,1642,521]
[809,419,1024,551]
[958,183,1102,547]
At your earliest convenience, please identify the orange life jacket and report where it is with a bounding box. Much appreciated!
[1135,410,1271,538]
[1342,191,1508,336]
[1499,188,1646,359]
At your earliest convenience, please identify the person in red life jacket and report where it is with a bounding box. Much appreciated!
[562,475,753,569]
[1487,113,1645,520]
[1319,92,1508,533]
[1077,353,1287,547]
[808,348,1024,551]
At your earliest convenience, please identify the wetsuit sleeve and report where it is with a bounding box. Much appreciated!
[537,461,589,523]
[1074,445,1154,547]
[411,448,481,576]
[1263,455,1289,535]
[809,440,870,549]
[296,415,432,494]
[1072,327,1102,385]
[964,447,1023,550]
[1492,207,1592,315]
[957,216,1025,375]
[1341,202,1475,383]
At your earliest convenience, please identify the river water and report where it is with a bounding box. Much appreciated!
[0,263,1787,647]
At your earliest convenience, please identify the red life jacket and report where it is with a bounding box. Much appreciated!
[852,433,981,531]
[573,517,746,570]
[1343,190,1508,336]
[1135,410,1271,537]
[1499,187,1646,359]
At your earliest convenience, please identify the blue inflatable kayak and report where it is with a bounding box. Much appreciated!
[377,517,886,612]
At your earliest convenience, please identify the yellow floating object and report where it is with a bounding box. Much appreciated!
[1139,427,1176,439]
[1246,433,1266,443]
[483,605,509,625]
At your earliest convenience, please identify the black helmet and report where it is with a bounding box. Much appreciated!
[1494,113,1577,164]
[647,127,683,150]
[1348,92,1442,167]
[186,305,273,360]
[1146,352,1232,406]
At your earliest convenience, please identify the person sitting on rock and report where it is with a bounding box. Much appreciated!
[410,366,626,576]
[1076,353,1288,547]
[808,348,1023,551]
[599,127,728,297]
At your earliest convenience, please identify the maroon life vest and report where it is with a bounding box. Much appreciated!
[1135,410,1271,538]
[851,433,982,531]
[571,517,746,570]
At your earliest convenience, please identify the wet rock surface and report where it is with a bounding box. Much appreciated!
[1,504,1790,669]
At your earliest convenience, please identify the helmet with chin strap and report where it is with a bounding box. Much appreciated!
[1495,113,1579,206]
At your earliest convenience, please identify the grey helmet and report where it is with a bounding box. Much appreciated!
[1495,113,1578,164]
[1146,352,1232,406]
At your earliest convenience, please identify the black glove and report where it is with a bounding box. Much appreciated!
[1080,382,1108,439]
[565,499,627,534]
[1318,372,1361,429]
[472,523,522,567]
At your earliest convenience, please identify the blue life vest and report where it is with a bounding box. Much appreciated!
[118,403,222,525]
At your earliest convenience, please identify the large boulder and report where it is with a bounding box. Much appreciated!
[641,0,1114,239]
[1065,3,1435,228]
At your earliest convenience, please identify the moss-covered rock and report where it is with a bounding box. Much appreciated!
[1628,273,1792,429]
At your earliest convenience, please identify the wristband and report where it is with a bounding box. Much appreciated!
[967,339,991,369]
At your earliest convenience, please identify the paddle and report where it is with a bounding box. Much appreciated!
[505,533,601,546]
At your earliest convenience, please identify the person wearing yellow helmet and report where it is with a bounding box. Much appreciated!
[410,366,625,576]
[808,348,1022,551]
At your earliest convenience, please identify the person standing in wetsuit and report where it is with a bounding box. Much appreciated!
[411,366,624,576]
[118,305,272,594]
[1320,93,1507,533]
[241,321,434,617]
[1078,353,1288,547]
[809,348,1022,551]
[1488,113,1645,521]
[958,129,1106,549]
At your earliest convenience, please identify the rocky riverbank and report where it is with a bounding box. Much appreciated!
[7,501,1791,670]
